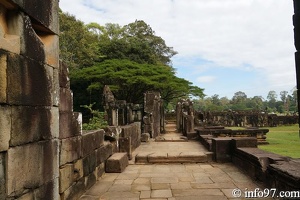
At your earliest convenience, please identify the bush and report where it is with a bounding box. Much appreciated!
[81,104,108,130]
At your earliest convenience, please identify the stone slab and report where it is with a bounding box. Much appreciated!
[0,106,11,152]
[105,153,129,173]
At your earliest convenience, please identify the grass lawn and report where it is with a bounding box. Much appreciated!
[258,124,300,158]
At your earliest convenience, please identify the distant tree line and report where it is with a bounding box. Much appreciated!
[193,90,298,114]
[59,10,204,114]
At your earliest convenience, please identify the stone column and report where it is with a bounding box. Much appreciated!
[293,0,300,137]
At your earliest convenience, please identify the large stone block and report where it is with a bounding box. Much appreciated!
[232,137,257,148]
[10,106,52,146]
[82,130,104,157]
[7,54,52,106]
[21,14,45,63]
[0,153,6,200]
[7,140,59,196]
[52,68,59,106]
[60,177,85,200]
[33,178,59,200]
[83,151,97,176]
[105,153,129,173]
[97,162,105,178]
[59,88,73,112]
[60,136,81,166]
[0,106,11,152]
[211,138,232,163]
[59,164,74,193]
[59,61,70,88]
[0,52,7,103]
[85,171,97,191]
[119,137,132,160]
[0,6,21,54]
[42,35,59,68]
[59,111,82,139]
[50,107,59,139]
[96,142,113,165]
[74,159,84,180]
[11,0,59,34]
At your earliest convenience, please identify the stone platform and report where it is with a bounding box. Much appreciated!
[79,123,270,200]
[79,163,268,200]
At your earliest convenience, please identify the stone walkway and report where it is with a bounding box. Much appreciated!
[79,123,268,200]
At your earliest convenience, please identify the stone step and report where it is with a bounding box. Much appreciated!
[105,152,129,173]
[135,152,213,164]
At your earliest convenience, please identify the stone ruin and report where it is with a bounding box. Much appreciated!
[0,0,299,199]
[196,110,298,127]
[176,98,196,139]
[143,91,165,138]
[0,1,143,199]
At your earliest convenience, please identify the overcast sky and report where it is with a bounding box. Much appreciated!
[59,0,296,99]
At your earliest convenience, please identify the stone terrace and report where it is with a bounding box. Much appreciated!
[79,123,269,200]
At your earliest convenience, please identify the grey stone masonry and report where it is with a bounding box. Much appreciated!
[106,153,129,173]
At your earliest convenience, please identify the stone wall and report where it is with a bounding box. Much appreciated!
[0,0,60,199]
[0,1,119,199]
[195,111,298,127]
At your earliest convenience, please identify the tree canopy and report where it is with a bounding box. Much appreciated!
[59,10,204,112]
[193,90,297,114]
[71,59,204,110]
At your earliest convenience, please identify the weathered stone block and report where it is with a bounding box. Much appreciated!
[119,137,132,160]
[141,133,150,142]
[7,140,59,196]
[0,7,21,54]
[105,153,129,173]
[121,125,131,138]
[33,178,59,200]
[96,142,113,165]
[10,106,52,146]
[267,160,300,191]
[83,151,97,176]
[97,162,105,178]
[59,111,82,139]
[52,68,59,106]
[60,136,81,166]
[211,138,232,163]
[59,61,70,88]
[0,153,6,200]
[43,35,59,68]
[74,159,84,181]
[59,88,73,112]
[0,52,7,103]
[0,106,11,152]
[85,171,97,190]
[60,177,85,200]
[17,192,34,200]
[82,130,104,157]
[7,54,52,106]
[59,164,74,193]
[11,0,59,34]
[232,137,257,148]
[50,107,59,139]
[21,14,46,63]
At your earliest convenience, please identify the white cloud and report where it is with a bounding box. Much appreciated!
[197,76,216,83]
[59,0,296,97]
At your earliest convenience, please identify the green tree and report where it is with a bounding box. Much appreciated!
[231,91,247,104]
[59,11,99,69]
[267,90,278,111]
[70,59,204,111]
[96,20,177,66]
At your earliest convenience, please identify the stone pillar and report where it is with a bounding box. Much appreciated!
[293,0,300,137]
[144,91,162,138]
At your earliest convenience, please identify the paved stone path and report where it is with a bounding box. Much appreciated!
[79,123,268,200]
